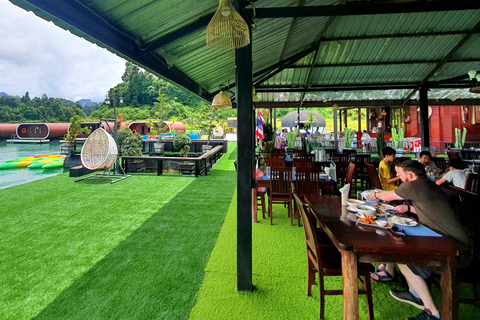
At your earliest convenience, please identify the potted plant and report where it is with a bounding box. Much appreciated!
[343,127,355,149]
[173,131,191,159]
[149,90,172,155]
[148,120,168,155]
[62,115,91,154]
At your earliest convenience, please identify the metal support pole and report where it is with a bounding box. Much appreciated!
[334,108,338,150]
[235,0,253,292]
[419,86,430,149]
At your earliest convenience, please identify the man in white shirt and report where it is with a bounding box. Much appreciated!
[436,159,468,188]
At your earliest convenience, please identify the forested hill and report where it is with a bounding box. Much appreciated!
[0,92,88,123]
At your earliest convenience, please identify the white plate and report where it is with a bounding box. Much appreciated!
[372,204,394,216]
[388,216,418,226]
[357,220,393,229]
[347,207,358,213]
[356,212,376,219]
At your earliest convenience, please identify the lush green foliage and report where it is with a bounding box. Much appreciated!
[172,131,191,157]
[0,92,87,122]
[117,128,143,156]
[65,115,91,143]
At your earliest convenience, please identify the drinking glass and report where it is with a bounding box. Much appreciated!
[357,191,363,200]
[265,166,271,178]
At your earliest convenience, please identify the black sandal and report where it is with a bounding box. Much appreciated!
[371,269,394,282]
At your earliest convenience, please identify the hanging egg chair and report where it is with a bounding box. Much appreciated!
[80,128,117,171]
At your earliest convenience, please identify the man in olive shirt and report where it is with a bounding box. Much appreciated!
[366,160,468,320]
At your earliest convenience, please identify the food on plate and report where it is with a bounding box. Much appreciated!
[358,215,376,224]
[388,216,416,226]
[355,204,376,217]
[346,199,365,210]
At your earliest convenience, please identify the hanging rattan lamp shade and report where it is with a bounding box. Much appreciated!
[206,0,250,51]
[80,128,118,171]
[212,91,232,109]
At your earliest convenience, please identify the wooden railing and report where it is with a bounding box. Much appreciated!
[121,146,224,177]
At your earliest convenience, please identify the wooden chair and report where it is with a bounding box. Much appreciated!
[432,157,448,173]
[355,154,372,192]
[342,148,357,161]
[332,153,349,184]
[264,157,286,168]
[293,168,321,226]
[269,150,286,159]
[268,167,293,225]
[293,157,314,169]
[293,149,306,157]
[447,151,460,162]
[293,193,374,320]
[465,173,480,195]
[448,186,480,307]
[299,153,315,161]
[461,150,479,160]
[235,161,267,220]
[365,163,382,190]
[345,162,356,197]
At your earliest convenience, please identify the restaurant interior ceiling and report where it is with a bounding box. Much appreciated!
[9,0,480,110]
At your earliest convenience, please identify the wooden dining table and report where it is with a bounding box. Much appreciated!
[304,194,466,320]
[253,172,339,222]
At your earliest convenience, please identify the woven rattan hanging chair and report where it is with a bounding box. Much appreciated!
[80,128,117,171]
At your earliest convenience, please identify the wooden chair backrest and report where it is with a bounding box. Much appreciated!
[299,154,315,161]
[293,193,318,257]
[293,150,306,157]
[270,167,292,195]
[295,168,321,196]
[465,173,480,195]
[447,151,460,161]
[448,186,480,260]
[432,157,448,173]
[265,158,286,168]
[461,150,479,160]
[332,153,349,173]
[345,162,356,185]
[365,163,382,189]
[270,152,286,159]
[293,157,315,169]
[355,154,371,175]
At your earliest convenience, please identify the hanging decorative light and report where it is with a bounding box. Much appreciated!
[211,91,232,109]
[206,0,250,51]
[381,109,387,116]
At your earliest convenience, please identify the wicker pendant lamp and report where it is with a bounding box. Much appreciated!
[212,91,232,109]
[206,0,250,51]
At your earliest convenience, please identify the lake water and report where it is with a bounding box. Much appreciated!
[0,142,64,190]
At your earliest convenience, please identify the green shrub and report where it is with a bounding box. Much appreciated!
[173,131,191,157]
[118,128,143,156]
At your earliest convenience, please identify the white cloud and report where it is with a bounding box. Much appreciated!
[0,0,126,102]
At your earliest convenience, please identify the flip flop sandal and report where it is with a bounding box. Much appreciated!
[370,270,394,282]
[375,263,386,273]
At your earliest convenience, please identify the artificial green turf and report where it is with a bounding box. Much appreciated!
[189,193,480,320]
[1,143,237,320]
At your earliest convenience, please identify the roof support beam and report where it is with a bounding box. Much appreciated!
[138,14,214,57]
[255,99,480,108]
[235,0,254,293]
[286,58,480,69]
[249,1,480,18]
[401,19,480,105]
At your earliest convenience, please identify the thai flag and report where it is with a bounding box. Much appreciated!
[258,111,266,127]
[256,118,263,140]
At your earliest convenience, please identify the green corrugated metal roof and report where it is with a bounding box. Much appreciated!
[8,0,480,107]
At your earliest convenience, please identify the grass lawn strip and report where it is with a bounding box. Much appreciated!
[189,194,479,319]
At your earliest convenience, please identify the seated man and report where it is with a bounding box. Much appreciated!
[379,147,401,191]
[436,159,467,188]
[366,160,469,320]
[419,150,440,175]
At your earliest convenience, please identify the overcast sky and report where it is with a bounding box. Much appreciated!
[0,0,126,102]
